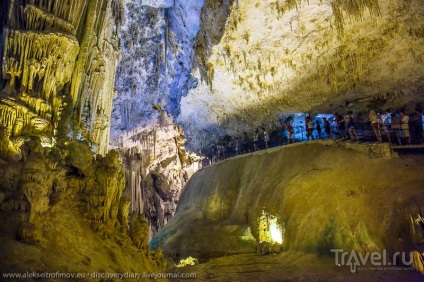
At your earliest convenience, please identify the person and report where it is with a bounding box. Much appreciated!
[400,110,411,144]
[323,117,332,138]
[212,145,217,163]
[202,157,211,167]
[346,111,359,141]
[253,130,259,151]
[221,142,228,159]
[369,110,382,142]
[315,120,322,139]
[304,116,308,140]
[242,132,250,153]
[413,110,424,144]
[387,113,401,145]
[335,113,346,139]
[306,116,314,140]
[285,121,294,144]
[263,127,270,148]
[235,136,241,155]
[216,143,222,161]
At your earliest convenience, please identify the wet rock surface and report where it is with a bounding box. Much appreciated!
[154,141,424,280]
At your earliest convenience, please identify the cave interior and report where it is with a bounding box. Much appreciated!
[1,0,424,281]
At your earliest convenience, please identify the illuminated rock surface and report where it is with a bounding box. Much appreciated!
[182,0,424,147]
[0,139,164,274]
[0,0,163,274]
[114,124,202,239]
[153,141,424,280]
[1,0,424,279]
[112,0,203,136]
[1,0,123,156]
[112,0,424,150]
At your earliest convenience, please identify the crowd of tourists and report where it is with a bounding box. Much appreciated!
[202,109,424,165]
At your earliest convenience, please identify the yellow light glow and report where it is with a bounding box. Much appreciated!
[269,220,283,244]
[259,211,284,244]
[177,256,198,268]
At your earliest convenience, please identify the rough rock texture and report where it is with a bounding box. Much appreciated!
[109,0,423,152]
[178,0,424,149]
[0,138,165,274]
[111,0,203,137]
[0,0,123,156]
[152,141,424,279]
[114,124,202,239]
[169,252,424,281]
[0,0,164,274]
[110,0,207,242]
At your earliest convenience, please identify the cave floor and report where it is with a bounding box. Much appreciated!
[169,251,423,281]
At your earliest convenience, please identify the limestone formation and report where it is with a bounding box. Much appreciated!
[153,141,424,266]
[113,124,202,239]
[129,211,149,249]
[180,0,424,150]
[111,0,203,139]
[109,0,424,152]
[1,0,424,279]
[0,0,163,274]
[0,138,164,273]
[1,0,123,156]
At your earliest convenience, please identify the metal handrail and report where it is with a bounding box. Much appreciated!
[201,121,424,166]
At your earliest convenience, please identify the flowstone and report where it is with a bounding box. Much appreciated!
[0,137,165,273]
[154,141,424,276]
[114,124,202,239]
[0,0,123,156]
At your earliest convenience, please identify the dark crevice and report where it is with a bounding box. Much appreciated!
[65,164,85,179]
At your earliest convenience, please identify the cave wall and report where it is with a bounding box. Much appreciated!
[110,0,204,239]
[0,139,165,273]
[0,0,165,274]
[111,0,204,138]
[0,0,124,156]
[178,0,424,150]
[152,141,424,263]
[107,0,424,152]
[115,124,202,240]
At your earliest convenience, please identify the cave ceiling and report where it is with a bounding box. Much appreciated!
[112,0,424,150]
[1,0,423,152]
[182,0,424,138]
[111,0,424,150]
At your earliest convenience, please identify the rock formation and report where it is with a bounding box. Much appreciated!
[111,0,203,138]
[1,0,424,278]
[0,0,164,274]
[153,140,424,279]
[1,0,123,156]
[0,137,165,274]
[109,0,423,152]
[181,0,424,150]
[113,124,202,239]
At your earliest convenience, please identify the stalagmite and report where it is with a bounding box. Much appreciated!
[0,0,164,275]
[1,0,424,280]
[113,124,202,240]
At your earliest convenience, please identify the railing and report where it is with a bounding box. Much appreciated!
[201,121,424,166]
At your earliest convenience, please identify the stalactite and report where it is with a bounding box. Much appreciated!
[1,0,123,157]
[22,5,77,36]
[164,8,169,79]
[331,0,381,35]
[116,125,201,239]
